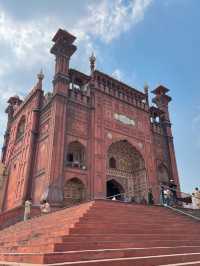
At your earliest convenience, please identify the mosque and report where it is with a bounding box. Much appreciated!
[0,29,180,213]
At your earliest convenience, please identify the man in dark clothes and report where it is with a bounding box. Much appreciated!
[169,180,177,206]
[160,185,165,205]
[147,188,154,205]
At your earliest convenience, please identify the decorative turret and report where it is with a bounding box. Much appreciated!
[5,95,22,125]
[152,85,172,123]
[7,95,22,106]
[143,83,149,105]
[37,69,44,90]
[2,95,23,161]
[50,29,77,93]
[89,52,96,75]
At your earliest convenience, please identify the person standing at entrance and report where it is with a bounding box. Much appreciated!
[164,188,171,206]
[169,180,177,206]
[24,198,32,221]
[160,185,165,205]
[192,187,200,209]
[40,200,51,214]
[147,188,154,205]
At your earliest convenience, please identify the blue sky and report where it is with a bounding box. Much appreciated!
[0,0,199,193]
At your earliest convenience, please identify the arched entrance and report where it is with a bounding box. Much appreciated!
[107,179,124,200]
[63,178,86,206]
[107,140,147,203]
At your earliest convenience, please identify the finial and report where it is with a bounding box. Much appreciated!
[89,52,96,74]
[144,83,149,95]
[37,69,44,81]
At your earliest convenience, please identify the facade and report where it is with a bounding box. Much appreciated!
[0,29,180,212]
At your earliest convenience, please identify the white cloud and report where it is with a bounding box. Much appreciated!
[78,0,153,43]
[112,69,123,80]
[0,62,9,77]
[0,0,153,72]
[0,0,153,148]
[0,10,57,67]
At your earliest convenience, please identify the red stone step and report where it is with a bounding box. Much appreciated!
[0,200,199,265]
[62,234,199,242]
[44,253,200,266]
[74,223,197,230]
[2,233,199,253]
[1,246,200,264]
[69,228,200,234]
[53,240,200,252]
[43,247,200,264]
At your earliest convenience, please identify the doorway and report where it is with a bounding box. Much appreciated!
[106,179,124,200]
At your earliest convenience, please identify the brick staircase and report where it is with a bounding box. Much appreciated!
[0,200,200,265]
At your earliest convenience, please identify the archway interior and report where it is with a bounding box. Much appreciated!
[107,179,124,200]
[107,140,146,202]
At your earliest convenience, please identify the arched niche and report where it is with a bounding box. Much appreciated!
[66,141,86,169]
[63,178,86,206]
[109,157,116,169]
[107,140,145,172]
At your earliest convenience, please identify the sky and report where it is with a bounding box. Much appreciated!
[0,0,199,194]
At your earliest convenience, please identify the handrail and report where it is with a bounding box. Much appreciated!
[166,205,200,221]
[106,189,142,200]
[105,185,200,204]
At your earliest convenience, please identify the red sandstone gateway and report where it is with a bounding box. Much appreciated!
[0,28,200,266]
[0,28,179,214]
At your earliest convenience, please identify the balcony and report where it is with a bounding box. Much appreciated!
[66,160,87,170]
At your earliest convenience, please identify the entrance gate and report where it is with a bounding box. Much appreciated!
[107,140,147,203]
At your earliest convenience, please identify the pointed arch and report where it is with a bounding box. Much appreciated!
[66,141,86,169]
[107,139,145,172]
[107,139,147,203]
[63,177,86,206]
[109,157,116,169]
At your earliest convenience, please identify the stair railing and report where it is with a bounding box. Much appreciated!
[106,186,200,221]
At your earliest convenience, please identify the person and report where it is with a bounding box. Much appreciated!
[40,199,51,214]
[160,185,165,205]
[147,188,154,205]
[192,187,200,209]
[169,180,177,206]
[24,198,32,221]
[112,196,116,201]
[164,188,171,206]
[124,196,130,203]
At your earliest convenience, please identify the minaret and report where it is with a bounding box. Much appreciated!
[89,52,96,75]
[50,29,77,94]
[143,83,149,105]
[23,70,44,202]
[152,85,172,131]
[37,69,44,90]
[152,85,180,192]
[46,29,77,206]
